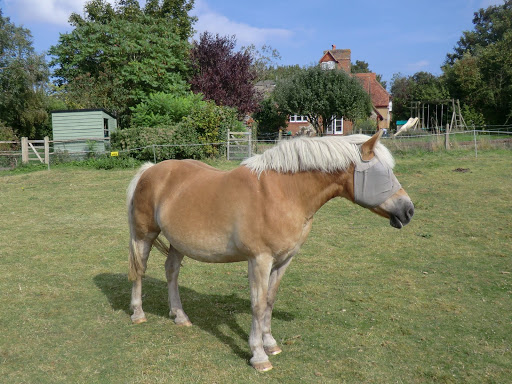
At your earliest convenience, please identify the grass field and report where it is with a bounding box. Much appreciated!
[1,149,511,383]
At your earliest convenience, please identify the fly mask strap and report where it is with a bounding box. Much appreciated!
[353,156,402,208]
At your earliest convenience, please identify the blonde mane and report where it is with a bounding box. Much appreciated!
[242,135,395,175]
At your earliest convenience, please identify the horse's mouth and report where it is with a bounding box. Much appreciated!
[390,215,404,229]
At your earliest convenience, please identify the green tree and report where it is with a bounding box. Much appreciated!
[0,9,50,138]
[390,72,449,124]
[49,0,195,126]
[253,96,288,136]
[443,0,512,124]
[274,66,372,135]
[446,1,512,64]
[130,91,204,127]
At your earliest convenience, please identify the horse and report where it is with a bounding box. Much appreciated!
[126,131,414,372]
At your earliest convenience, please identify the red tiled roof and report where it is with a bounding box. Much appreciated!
[353,72,389,108]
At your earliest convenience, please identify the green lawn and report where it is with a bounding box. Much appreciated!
[1,149,511,383]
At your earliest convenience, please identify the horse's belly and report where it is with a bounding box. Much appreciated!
[165,230,248,263]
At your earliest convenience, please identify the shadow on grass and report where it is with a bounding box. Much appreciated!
[94,273,294,361]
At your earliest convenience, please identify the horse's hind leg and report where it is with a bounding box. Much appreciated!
[165,246,192,326]
[130,235,157,324]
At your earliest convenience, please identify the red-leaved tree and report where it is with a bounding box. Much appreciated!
[189,32,260,116]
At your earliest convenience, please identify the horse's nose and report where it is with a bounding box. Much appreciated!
[407,204,415,221]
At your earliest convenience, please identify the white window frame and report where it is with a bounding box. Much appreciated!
[289,115,308,123]
[326,116,343,135]
[320,61,336,70]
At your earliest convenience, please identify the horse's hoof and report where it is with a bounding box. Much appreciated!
[131,316,147,324]
[252,360,273,372]
[175,319,192,327]
[264,345,282,355]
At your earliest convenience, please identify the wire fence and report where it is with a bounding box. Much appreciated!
[1,128,511,171]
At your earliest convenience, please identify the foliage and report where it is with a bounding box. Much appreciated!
[446,0,512,64]
[443,1,512,124]
[252,96,288,135]
[461,104,485,127]
[274,66,372,135]
[112,124,202,161]
[390,72,450,125]
[189,32,261,116]
[72,154,142,170]
[113,100,242,160]
[49,0,195,126]
[0,122,18,147]
[260,64,305,82]
[242,44,282,82]
[181,101,244,157]
[130,91,204,127]
[0,9,50,138]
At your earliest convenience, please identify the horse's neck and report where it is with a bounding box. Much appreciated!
[264,169,352,217]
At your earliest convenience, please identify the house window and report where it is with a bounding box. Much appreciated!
[104,118,109,138]
[289,115,308,123]
[326,116,343,135]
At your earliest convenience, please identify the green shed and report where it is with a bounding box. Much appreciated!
[52,109,117,154]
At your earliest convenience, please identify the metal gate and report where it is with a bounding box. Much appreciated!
[227,130,252,160]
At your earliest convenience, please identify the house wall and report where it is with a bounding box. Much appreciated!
[52,110,117,153]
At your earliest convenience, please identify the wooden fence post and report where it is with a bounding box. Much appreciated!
[445,124,450,150]
[44,136,49,164]
[21,137,28,164]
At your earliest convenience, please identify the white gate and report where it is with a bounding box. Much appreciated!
[227,130,252,160]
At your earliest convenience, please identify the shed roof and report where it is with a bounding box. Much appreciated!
[52,109,117,120]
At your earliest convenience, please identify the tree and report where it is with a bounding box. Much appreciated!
[390,72,449,123]
[49,0,195,126]
[243,44,281,82]
[443,0,512,124]
[351,59,387,89]
[274,66,372,135]
[446,0,512,64]
[0,9,50,138]
[253,96,288,136]
[189,32,260,116]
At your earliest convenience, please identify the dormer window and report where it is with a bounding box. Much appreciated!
[321,61,336,70]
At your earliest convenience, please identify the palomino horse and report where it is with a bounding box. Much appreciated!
[127,131,414,372]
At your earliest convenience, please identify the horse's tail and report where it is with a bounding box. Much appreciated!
[127,162,155,281]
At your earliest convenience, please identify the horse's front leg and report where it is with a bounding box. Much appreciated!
[248,254,273,372]
[262,256,294,356]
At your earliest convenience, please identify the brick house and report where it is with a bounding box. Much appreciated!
[286,45,391,135]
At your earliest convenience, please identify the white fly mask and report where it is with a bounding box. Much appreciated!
[354,156,402,208]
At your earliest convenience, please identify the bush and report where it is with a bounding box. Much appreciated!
[130,92,204,127]
[114,100,245,161]
[111,124,203,161]
[0,122,18,151]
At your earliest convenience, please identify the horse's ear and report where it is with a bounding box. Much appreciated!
[361,130,383,160]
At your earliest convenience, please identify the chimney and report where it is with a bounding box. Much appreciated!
[332,44,336,50]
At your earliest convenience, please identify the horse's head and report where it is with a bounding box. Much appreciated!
[350,131,414,229]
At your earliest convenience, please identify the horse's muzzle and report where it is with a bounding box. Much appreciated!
[389,200,414,229]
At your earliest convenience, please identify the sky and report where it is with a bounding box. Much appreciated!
[0,0,506,88]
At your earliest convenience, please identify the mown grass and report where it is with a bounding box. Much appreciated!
[1,149,511,383]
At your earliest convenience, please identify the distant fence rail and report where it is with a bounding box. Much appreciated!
[1,129,511,170]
